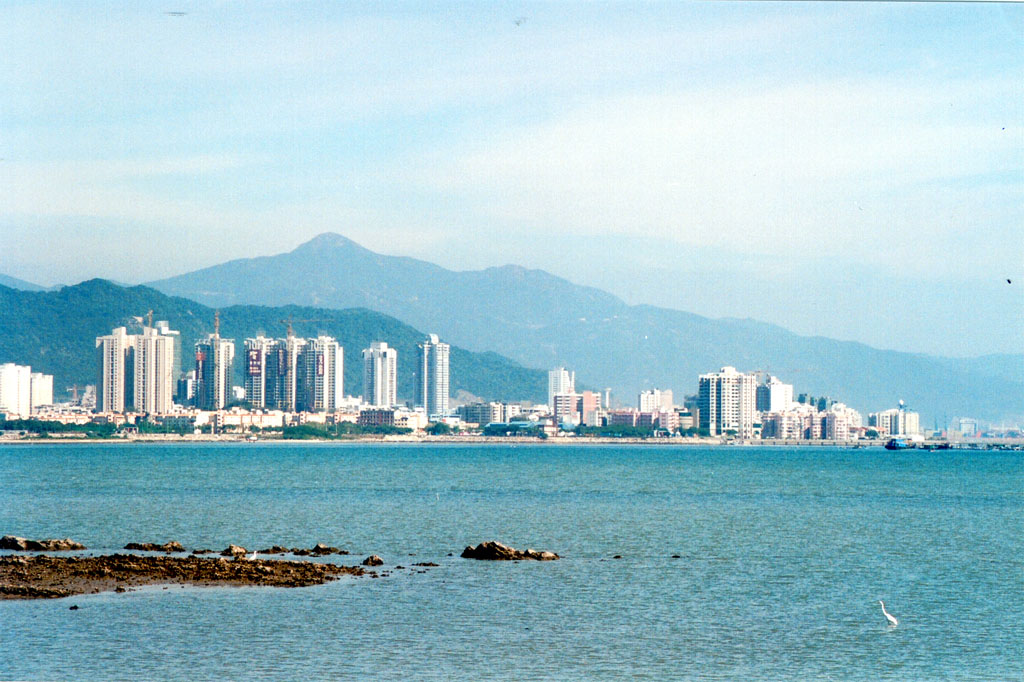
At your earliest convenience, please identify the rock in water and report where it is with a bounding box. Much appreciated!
[361,555,384,566]
[0,536,86,551]
[460,541,559,561]
[124,541,185,553]
[258,546,290,555]
[309,543,342,556]
[221,545,247,557]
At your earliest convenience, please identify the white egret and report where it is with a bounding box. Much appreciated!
[879,600,898,627]
[249,549,258,561]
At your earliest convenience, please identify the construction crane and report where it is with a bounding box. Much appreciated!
[66,385,83,403]
[278,317,323,338]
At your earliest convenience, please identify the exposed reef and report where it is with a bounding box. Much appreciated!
[0,554,367,600]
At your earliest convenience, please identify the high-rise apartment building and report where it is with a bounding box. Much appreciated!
[29,372,53,412]
[363,342,397,407]
[639,389,674,412]
[580,390,603,426]
[243,336,275,408]
[133,326,176,414]
[698,366,758,438]
[869,403,920,436]
[154,321,182,385]
[0,363,32,417]
[194,328,235,410]
[755,376,793,413]
[417,334,450,417]
[299,336,344,412]
[95,327,135,413]
[548,367,575,410]
[552,392,581,425]
[267,336,306,412]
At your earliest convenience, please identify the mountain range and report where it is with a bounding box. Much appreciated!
[141,233,1024,423]
[0,280,546,404]
[3,233,1020,423]
[0,273,47,292]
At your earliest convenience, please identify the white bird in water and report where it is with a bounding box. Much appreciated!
[249,549,258,561]
[879,600,898,627]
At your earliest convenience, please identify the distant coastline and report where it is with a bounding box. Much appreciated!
[3,434,1020,448]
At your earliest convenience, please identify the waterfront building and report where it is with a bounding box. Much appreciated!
[953,417,979,437]
[133,325,176,414]
[760,404,819,440]
[362,342,398,407]
[698,366,758,438]
[394,409,428,431]
[823,411,850,441]
[552,392,581,426]
[298,336,344,412]
[755,376,793,413]
[458,402,506,425]
[657,409,679,432]
[417,334,450,417]
[869,403,920,436]
[639,389,674,413]
[606,409,639,427]
[194,331,235,411]
[580,390,603,427]
[95,327,135,413]
[0,363,32,417]
[548,368,575,410]
[358,407,396,427]
[29,372,53,412]
[825,403,862,429]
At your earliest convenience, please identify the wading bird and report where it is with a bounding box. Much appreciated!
[879,600,898,627]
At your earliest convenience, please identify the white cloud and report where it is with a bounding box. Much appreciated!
[398,75,1021,269]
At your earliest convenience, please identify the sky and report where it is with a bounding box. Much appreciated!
[2,1,1022,357]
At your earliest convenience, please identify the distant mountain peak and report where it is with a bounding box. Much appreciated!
[294,232,364,251]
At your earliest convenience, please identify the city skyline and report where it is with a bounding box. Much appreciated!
[1,3,1022,358]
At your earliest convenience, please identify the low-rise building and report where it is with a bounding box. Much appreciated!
[358,408,396,427]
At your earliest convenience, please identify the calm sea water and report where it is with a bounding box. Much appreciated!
[1,443,1021,680]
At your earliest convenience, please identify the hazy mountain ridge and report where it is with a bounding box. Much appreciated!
[0,280,546,404]
[0,274,47,291]
[148,233,1024,423]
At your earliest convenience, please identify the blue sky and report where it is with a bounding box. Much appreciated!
[2,1,1022,357]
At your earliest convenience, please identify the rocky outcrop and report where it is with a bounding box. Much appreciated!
[460,541,559,561]
[0,553,368,599]
[361,555,384,566]
[221,545,248,557]
[255,544,350,556]
[309,543,347,556]
[124,541,185,553]
[0,536,86,551]
[258,546,291,555]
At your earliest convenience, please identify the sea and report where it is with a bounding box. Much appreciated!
[1,442,1021,681]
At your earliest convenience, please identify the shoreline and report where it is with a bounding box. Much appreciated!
[1,434,1019,447]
